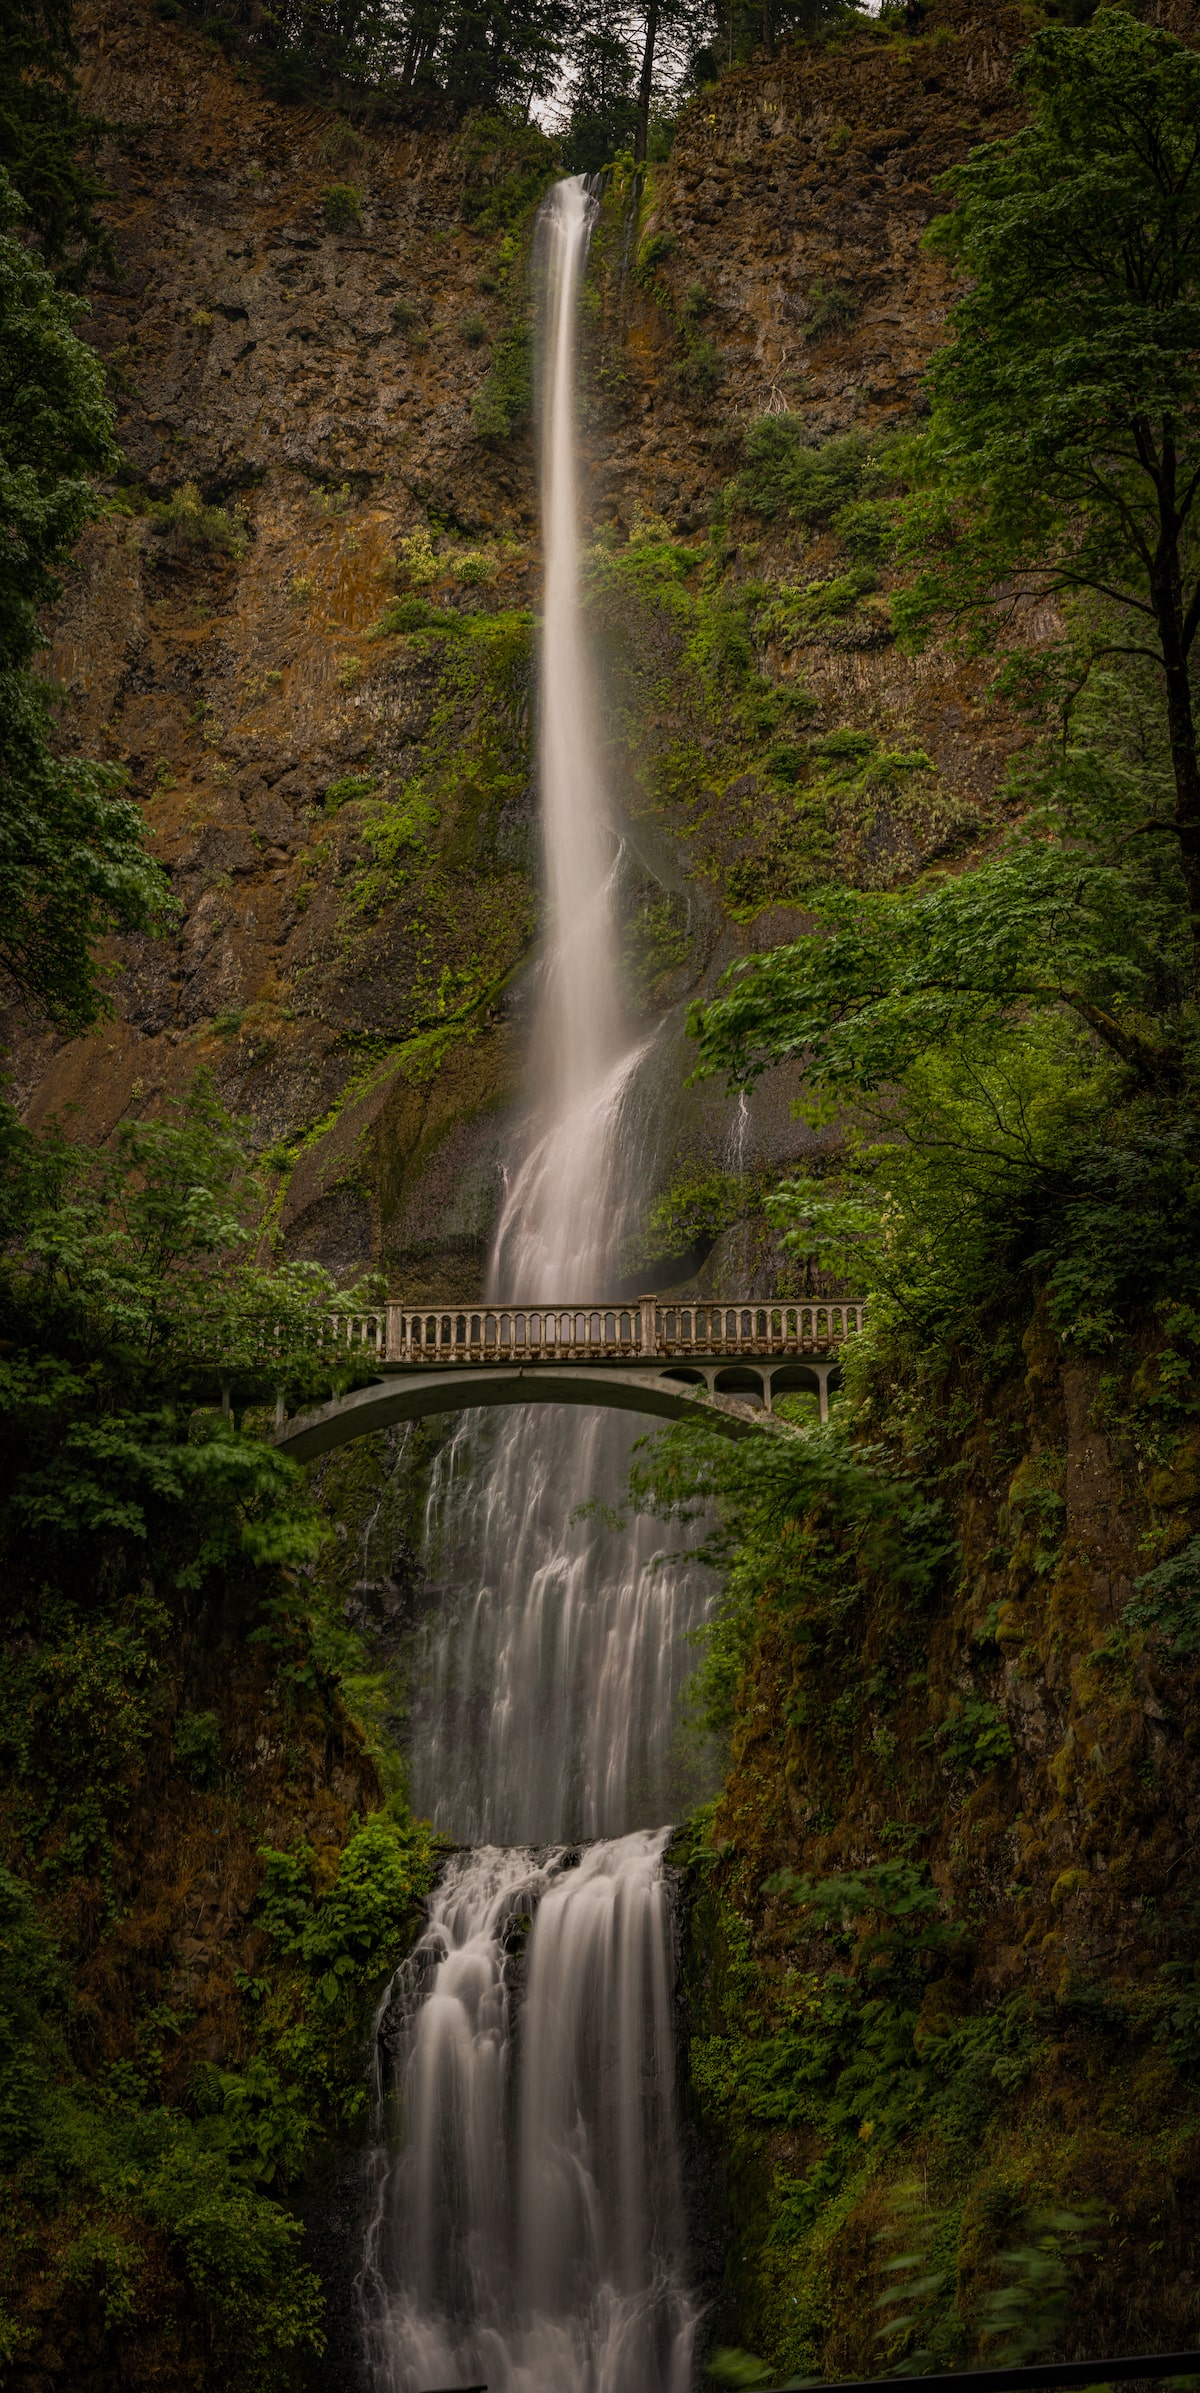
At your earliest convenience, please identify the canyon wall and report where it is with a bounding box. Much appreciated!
[25,0,1036,1286]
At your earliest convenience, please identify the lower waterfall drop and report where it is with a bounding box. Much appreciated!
[359,1840,697,2393]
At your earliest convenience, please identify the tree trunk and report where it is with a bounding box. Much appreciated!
[634,0,659,166]
[1162,641,1200,964]
[1147,439,1200,972]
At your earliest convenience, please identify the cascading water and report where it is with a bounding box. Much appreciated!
[358,176,711,2392]
[359,1840,695,2393]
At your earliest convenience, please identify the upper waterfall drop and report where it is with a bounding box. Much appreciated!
[538,176,623,1119]
[492,173,646,1301]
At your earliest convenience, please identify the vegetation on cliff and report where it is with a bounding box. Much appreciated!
[640,10,1200,2373]
[0,170,168,1034]
[0,239,433,2370]
[3,0,1200,2378]
[0,1070,436,2376]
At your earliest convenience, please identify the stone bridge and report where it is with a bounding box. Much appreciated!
[273,1298,865,1461]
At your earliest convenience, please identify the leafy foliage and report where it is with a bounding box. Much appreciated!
[0,1090,432,2374]
[898,10,1200,958]
[472,320,534,442]
[693,648,1200,1363]
[321,180,362,230]
[0,169,170,1031]
[1125,1535,1200,1655]
[0,1074,380,1414]
[727,421,896,533]
[147,479,249,558]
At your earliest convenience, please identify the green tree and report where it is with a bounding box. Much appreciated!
[0,1083,426,2374]
[898,9,1200,963]
[0,169,168,1032]
[711,0,867,74]
[563,24,639,171]
[691,648,1199,1354]
[0,0,112,280]
[0,1074,380,1423]
[235,0,573,113]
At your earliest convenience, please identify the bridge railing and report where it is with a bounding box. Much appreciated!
[380,1298,865,1365]
[223,1301,864,1367]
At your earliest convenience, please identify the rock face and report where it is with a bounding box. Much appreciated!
[24,0,1037,1286]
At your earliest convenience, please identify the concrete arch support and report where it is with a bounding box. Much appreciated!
[273,1364,797,1463]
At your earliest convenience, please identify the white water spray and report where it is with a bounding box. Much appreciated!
[360,178,710,2392]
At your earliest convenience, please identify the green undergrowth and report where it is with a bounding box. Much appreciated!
[0,1090,435,2378]
[301,1420,450,1791]
[648,1318,1200,2373]
[678,1818,1185,2376]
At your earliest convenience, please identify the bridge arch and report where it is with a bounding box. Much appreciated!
[271,1360,833,1464]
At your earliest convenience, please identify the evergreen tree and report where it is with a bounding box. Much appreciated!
[712,0,867,72]
[563,23,639,171]
[0,0,112,280]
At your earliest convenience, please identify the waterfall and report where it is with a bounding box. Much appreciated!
[403,174,717,1850]
[358,177,710,2393]
[359,1840,695,2393]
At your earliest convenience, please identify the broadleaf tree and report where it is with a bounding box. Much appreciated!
[896,8,1200,962]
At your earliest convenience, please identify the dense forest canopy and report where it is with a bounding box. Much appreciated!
[145,0,881,146]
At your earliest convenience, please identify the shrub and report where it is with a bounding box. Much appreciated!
[805,278,858,339]
[321,183,361,232]
[729,423,879,528]
[395,528,439,585]
[833,496,895,560]
[457,114,559,233]
[472,322,533,443]
[317,119,363,165]
[389,297,420,331]
[309,479,350,517]
[148,482,248,561]
[455,551,495,585]
[458,311,488,348]
[371,596,468,637]
[675,334,724,404]
[636,227,676,285]
[173,1708,221,1787]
